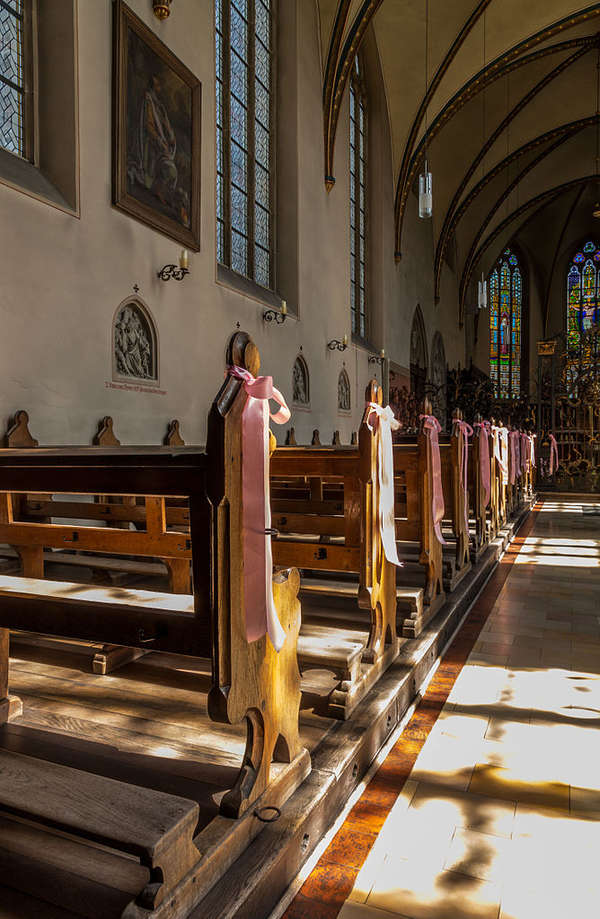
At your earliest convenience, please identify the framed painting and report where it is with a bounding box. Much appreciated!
[113,0,201,250]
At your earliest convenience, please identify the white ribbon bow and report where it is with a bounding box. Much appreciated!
[366,403,402,567]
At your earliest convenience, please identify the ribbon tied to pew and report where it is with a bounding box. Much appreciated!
[493,426,509,484]
[529,434,536,468]
[508,430,521,486]
[549,433,559,475]
[520,432,530,475]
[366,402,403,567]
[227,365,291,652]
[473,422,491,508]
[455,419,473,535]
[419,414,446,546]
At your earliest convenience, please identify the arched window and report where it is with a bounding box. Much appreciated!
[350,55,367,340]
[216,0,273,288]
[489,248,522,399]
[566,240,600,352]
[0,0,34,159]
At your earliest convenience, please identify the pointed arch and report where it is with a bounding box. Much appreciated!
[430,331,447,428]
[338,367,351,412]
[488,247,522,399]
[112,297,159,385]
[566,238,600,352]
[410,305,428,404]
[292,354,310,405]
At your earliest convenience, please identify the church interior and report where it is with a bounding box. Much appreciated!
[0,1,600,917]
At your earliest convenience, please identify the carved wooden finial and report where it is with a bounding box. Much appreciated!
[5,410,39,448]
[350,431,358,445]
[332,430,341,446]
[474,412,483,423]
[94,416,120,447]
[422,397,433,416]
[165,419,185,447]
[453,407,463,421]
[311,429,321,446]
[285,427,297,446]
[365,379,382,406]
[228,329,260,377]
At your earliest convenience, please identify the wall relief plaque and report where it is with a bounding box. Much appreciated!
[113,299,158,384]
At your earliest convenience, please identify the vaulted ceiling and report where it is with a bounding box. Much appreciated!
[318,1,600,324]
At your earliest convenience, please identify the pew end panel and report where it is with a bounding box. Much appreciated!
[418,405,445,612]
[358,381,399,666]
[205,331,308,818]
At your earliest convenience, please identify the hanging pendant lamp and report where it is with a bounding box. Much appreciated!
[418,0,433,220]
[419,162,433,219]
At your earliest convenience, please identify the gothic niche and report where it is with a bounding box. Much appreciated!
[410,305,428,404]
[430,331,447,429]
[113,300,158,384]
[338,368,351,412]
[292,354,309,405]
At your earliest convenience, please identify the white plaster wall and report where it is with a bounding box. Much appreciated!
[0,0,466,447]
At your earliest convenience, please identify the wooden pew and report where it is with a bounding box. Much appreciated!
[439,409,472,591]
[1,414,193,674]
[0,331,309,917]
[270,382,400,719]
[392,403,446,637]
[469,416,491,559]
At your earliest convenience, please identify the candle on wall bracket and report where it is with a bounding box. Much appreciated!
[263,300,287,324]
[152,0,172,20]
[368,349,386,368]
[327,335,348,352]
[158,249,190,281]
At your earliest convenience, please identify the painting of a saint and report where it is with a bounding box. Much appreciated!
[113,1,201,249]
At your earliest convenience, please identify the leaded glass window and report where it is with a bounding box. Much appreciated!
[350,56,367,340]
[216,0,273,289]
[0,0,32,159]
[566,240,600,352]
[489,248,522,399]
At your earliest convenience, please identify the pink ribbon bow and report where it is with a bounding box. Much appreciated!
[520,433,529,474]
[549,434,559,475]
[367,402,402,567]
[455,419,473,535]
[496,427,509,484]
[508,430,520,485]
[227,365,291,651]
[420,414,446,545]
[473,422,491,508]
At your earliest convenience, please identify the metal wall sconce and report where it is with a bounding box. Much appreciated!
[153,0,172,20]
[158,250,189,281]
[368,349,386,367]
[263,301,287,324]
[327,335,348,352]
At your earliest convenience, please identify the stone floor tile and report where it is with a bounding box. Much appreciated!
[469,763,569,809]
[443,827,512,883]
[367,857,502,919]
[340,901,410,919]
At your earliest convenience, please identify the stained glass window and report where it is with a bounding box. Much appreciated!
[0,0,32,158]
[350,56,367,340]
[488,247,522,399]
[216,0,273,288]
[566,240,600,352]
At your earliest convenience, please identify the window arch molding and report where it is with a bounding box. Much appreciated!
[350,51,368,341]
[112,297,159,386]
[488,245,526,400]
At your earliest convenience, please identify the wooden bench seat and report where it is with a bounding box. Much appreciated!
[0,331,310,918]
[0,749,199,913]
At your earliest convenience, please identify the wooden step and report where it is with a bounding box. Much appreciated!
[0,750,200,912]
[298,622,364,682]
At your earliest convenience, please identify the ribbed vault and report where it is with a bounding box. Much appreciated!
[318,1,600,323]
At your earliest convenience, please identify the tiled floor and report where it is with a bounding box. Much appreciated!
[282,498,600,919]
